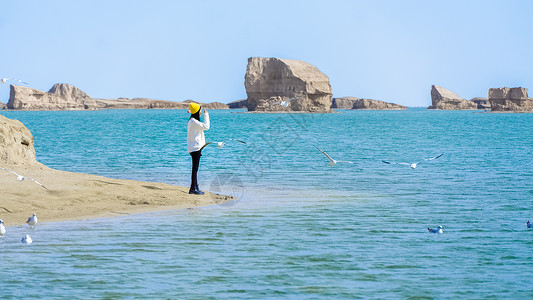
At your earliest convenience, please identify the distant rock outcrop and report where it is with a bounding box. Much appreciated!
[244,57,332,112]
[0,102,6,110]
[8,84,95,110]
[352,99,407,110]
[470,97,491,109]
[428,85,478,110]
[0,115,44,169]
[227,99,248,109]
[6,84,228,110]
[488,87,533,112]
[332,97,360,109]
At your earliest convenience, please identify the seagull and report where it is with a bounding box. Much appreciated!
[382,153,443,169]
[200,139,246,151]
[22,234,32,244]
[26,213,38,229]
[315,146,354,166]
[528,221,532,228]
[427,225,443,234]
[0,167,48,190]
[0,78,29,85]
[0,219,6,236]
[274,98,296,107]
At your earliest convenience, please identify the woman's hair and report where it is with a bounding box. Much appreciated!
[190,108,201,121]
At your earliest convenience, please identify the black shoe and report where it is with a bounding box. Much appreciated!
[189,185,205,195]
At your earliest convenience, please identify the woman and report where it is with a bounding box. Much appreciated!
[187,102,210,195]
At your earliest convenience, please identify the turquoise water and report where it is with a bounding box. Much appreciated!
[0,108,532,298]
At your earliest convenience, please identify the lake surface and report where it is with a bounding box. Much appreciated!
[1,108,532,298]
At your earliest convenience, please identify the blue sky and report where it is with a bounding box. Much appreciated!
[1,0,532,106]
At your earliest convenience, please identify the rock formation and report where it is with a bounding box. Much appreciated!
[352,99,407,110]
[8,84,95,110]
[332,97,360,109]
[227,99,248,109]
[428,85,478,110]
[6,84,229,110]
[0,102,6,110]
[470,97,491,109]
[0,115,44,169]
[244,57,332,112]
[488,87,533,112]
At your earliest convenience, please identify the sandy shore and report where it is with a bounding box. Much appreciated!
[0,166,231,226]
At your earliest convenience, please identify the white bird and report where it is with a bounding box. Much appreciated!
[0,219,6,236]
[26,213,38,229]
[527,220,532,228]
[0,78,28,85]
[0,168,48,190]
[427,225,443,234]
[274,98,296,107]
[382,153,443,169]
[315,146,354,166]
[21,234,32,244]
[200,139,246,151]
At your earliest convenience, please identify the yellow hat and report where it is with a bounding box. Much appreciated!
[189,102,201,114]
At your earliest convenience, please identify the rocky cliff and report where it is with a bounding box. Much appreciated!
[488,87,533,112]
[332,97,360,109]
[227,99,248,109]
[244,57,332,112]
[7,84,229,110]
[428,85,478,110]
[352,99,407,110]
[470,97,491,109]
[0,115,44,169]
[0,102,6,110]
[8,84,95,110]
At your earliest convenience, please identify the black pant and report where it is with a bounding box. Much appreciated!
[190,150,202,190]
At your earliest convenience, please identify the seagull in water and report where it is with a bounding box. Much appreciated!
[200,139,246,151]
[274,98,296,107]
[0,168,48,190]
[382,153,443,169]
[527,221,532,228]
[0,78,28,85]
[26,213,38,229]
[315,146,354,166]
[0,219,6,236]
[427,225,443,234]
[22,234,32,244]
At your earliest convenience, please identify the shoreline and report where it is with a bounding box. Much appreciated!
[0,166,233,226]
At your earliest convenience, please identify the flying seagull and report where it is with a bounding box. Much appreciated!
[0,168,48,190]
[527,220,532,228]
[200,139,246,151]
[427,225,443,234]
[0,78,28,85]
[0,219,6,236]
[22,234,33,244]
[274,98,296,107]
[26,213,38,229]
[315,146,354,166]
[382,153,443,169]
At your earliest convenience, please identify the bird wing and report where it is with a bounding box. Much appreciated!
[382,160,409,166]
[337,160,354,164]
[27,178,49,190]
[4,168,21,177]
[228,139,246,144]
[315,146,335,163]
[425,153,444,161]
[199,142,215,151]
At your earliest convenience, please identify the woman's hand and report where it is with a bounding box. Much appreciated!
[204,109,208,114]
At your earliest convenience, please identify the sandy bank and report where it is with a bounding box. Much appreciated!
[0,166,231,226]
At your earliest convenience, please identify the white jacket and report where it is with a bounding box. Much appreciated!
[187,111,210,153]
